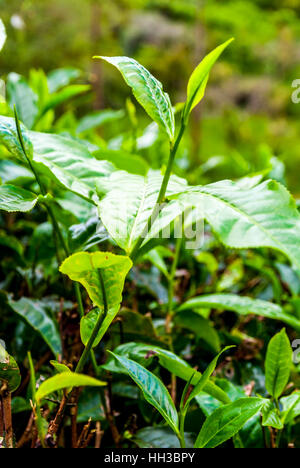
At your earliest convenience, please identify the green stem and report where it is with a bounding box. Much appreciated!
[27,352,46,448]
[75,270,108,373]
[167,236,182,327]
[130,120,186,262]
[179,409,187,448]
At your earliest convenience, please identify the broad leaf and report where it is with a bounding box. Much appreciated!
[35,372,106,402]
[41,84,90,116]
[174,179,300,272]
[7,73,39,128]
[109,352,179,434]
[265,329,292,399]
[47,67,81,93]
[97,56,175,141]
[77,109,125,133]
[93,148,149,176]
[60,252,132,347]
[0,115,33,161]
[0,343,21,392]
[177,294,300,332]
[195,398,266,448]
[29,130,115,202]
[97,169,187,254]
[8,297,62,356]
[184,39,234,121]
[174,311,220,352]
[50,361,71,374]
[0,184,38,212]
[104,342,230,405]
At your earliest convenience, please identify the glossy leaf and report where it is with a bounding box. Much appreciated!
[261,400,283,430]
[105,342,230,405]
[184,39,233,121]
[47,67,81,93]
[0,115,33,161]
[0,18,6,51]
[97,169,187,254]
[50,361,71,374]
[60,252,132,346]
[109,351,179,434]
[174,179,300,273]
[177,294,300,332]
[0,184,38,212]
[35,372,106,402]
[97,56,175,141]
[265,329,292,399]
[0,343,21,392]
[8,297,62,356]
[195,398,265,448]
[281,392,300,424]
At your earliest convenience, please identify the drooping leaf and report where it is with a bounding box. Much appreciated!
[104,342,230,405]
[0,343,21,392]
[0,115,33,161]
[97,56,175,141]
[29,130,115,202]
[60,252,132,347]
[97,169,187,254]
[173,179,300,273]
[109,351,179,434]
[0,18,6,51]
[6,73,39,129]
[184,39,234,121]
[8,297,62,356]
[35,372,106,402]
[195,398,266,448]
[265,329,292,399]
[176,294,300,332]
[0,184,38,212]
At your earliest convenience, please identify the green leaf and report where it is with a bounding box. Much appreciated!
[105,342,230,405]
[174,179,300,273]
[60,252,132,346]
[265,329,292,399]
[8,297,62,356]
[93,148,149,176]
[35,372,106,402]
[109,351,179,434]
[97,169,187,254]
[177,294,300,332]
[41,84,90,116]
[186,347,234,406]
[0,18,6,51]
[0,115,33,161]
[195,398,265,448]
[184,39,234,121]
[174,311,221,352]
[0,184,38,212]
[281,392,300,424]
[7,73,39,129]
[77,109,125,133]
[261,400,283,430]
[29,130,115,202]
[47,67,81,93]
[97,56,175,141]
[0,343,21,392]
[50,361,71,374]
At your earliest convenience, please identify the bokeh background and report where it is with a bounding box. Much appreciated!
[1,0,300,190]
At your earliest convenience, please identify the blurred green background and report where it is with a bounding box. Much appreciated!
[1,0,300,190]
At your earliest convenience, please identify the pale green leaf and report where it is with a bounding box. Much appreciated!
[185,39,234,120]
[0,115,33,161]
[47,67,81,93]
[261,400,283,430]
[50,361,71,374]
[195,398,266,448]
[36,372,106,402]
[0,184,38,212]
[7,73,39,129]
[97,56,175,141]
[109,352,179,434]
[0,18,6,51]
[281,392,300,424]
[265,329,292,399]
